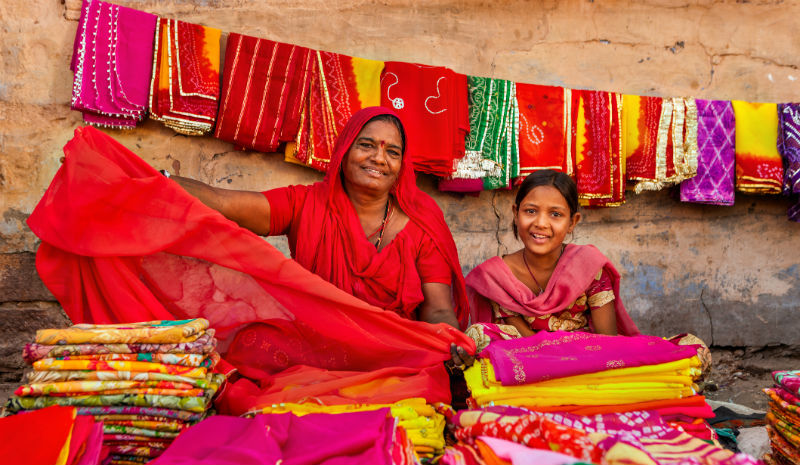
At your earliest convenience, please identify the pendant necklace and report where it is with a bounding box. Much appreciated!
[367,198,393,250]
[522,244,565,296]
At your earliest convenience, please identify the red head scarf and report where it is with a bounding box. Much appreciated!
[291,106,470,328]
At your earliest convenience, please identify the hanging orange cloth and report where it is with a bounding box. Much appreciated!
[624,96,699,193]
[570,90,625,207]
[732,100,784,194]
[285,51,384,172]
[516,83,570,178]
[148,18,221,135]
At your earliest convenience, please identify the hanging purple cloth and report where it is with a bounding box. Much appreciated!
[680,99,736,205]
[778,103,800,221]
[70,0,156,129]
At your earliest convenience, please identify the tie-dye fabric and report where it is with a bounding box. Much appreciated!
[733,100,784,194]
[680,100,736,205]
[23,331,217,363]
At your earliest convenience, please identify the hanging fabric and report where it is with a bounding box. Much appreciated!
[679,100,736,206]
[285,51,384,172]
[732,101,784,194]
[624,96,698,193]
[148,18,221,135]
[516,83,571,178]
[214,33,313,153]
[70,0,157,129]
[379,62,469,177]
[448,76,519,190]
[571,90,625,207]
[778,103,800,221]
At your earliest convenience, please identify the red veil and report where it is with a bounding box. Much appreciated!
[27,125,474,415]
[285,106,470,327]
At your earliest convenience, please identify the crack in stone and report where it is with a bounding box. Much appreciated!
[700,286,715,346]
[491,190,503,255]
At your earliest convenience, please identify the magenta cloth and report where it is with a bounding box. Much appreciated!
[778,103,800,221]
[680,100,735,205]
[75,421,105,465]
[479,436,580,465]
[465,244,639,336]
[149,410,398,465]
[773,370,800,397]
[70,0,156,129]
[482,330,697,385]
[438,177,484,193]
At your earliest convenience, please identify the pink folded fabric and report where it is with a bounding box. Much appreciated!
[479,436,580,465]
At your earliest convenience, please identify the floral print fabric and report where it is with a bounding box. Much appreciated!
[35,319,209,345]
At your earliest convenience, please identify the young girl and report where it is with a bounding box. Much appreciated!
[465,170,640,352]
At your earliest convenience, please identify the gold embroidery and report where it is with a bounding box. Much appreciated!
[606,359,625,368]
[587,290,615,309]
[584,345,602,351]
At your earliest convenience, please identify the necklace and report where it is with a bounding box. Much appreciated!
[366,198,393,249]
[522,244,566,296]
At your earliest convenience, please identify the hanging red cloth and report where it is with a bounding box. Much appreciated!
[379,62,469,176]
[27,124,474,416]
[516,82,570,178]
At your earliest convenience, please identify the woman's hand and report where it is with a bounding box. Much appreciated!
[448,343,475,370]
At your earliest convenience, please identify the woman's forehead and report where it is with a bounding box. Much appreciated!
[356,120,403,145]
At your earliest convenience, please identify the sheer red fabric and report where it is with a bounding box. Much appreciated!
[267,106,470,327]
[27,125,474,415]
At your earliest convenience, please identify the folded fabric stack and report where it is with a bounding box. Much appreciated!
[442,405,761,465]
[764,370,800,465]
[147,410,419,465]
[463,331,717,441]
[0,405,105,465]
[5,319,225,465]
[248,397,446,461]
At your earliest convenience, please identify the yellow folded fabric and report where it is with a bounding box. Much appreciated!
[35,319,209,345]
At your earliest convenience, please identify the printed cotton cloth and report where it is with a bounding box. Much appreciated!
[148,18,221,135]
[6,393,209,413]
[775,371,800,397]
[26,369,221,389]
[70,0,157,129]
[35,319,208,345]
[23,331,217,363]
[680,99,736,205]
[32,358,207,378]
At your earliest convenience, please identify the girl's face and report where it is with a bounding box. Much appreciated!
[513,185,581,259]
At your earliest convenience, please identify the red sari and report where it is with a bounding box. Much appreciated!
[26,121,474,416]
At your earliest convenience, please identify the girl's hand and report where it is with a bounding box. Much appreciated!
[446,343,475,373]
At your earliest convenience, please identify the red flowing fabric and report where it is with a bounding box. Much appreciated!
[214,33,313,152]
[0,406,77,464]
[27,125,474,416]
[271,106,470,328]
[379,62,469,176]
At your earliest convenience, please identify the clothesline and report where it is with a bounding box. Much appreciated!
[68,0,800,219]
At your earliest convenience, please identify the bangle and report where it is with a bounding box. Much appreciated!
[159,169,171,179]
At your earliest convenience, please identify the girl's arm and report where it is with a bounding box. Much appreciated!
[591,301,618,335]
[502,315,535,338]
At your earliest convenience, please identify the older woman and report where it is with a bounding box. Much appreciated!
[170,106,473,366]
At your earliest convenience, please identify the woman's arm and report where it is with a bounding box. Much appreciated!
[590,301,618,335]
[502,315,535,338]
[171,176,271,236]
[419,283,474,367]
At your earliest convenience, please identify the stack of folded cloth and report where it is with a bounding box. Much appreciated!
[463,331,717,441]
[0,405,105,465]
[248,397,446,461]
[764,370,800,465]
[442,405,762,465]
[5,319,225,465]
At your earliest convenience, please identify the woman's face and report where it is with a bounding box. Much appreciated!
[341,119,404,196]
[514,185,581,259]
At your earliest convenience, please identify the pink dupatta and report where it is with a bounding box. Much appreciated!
[465,243,639,336]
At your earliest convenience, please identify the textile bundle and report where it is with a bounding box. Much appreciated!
[148,18,222,135]
[26,126,473,417]
[380,62,470,177]
[624,95,699,194]
[0,405,105,465]
[572,90,625,207]
[70,0,157,129]
[733,101,784,194]
[249,397,446,460]
[764,370,800,465]
[5,319,223,465]
[146,410,419,465]
[214,33,313,153]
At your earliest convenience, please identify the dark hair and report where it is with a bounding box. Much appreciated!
[512,169,579,238]
[365,114,406,155]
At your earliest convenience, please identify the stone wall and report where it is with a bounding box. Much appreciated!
[2,0,799,386]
